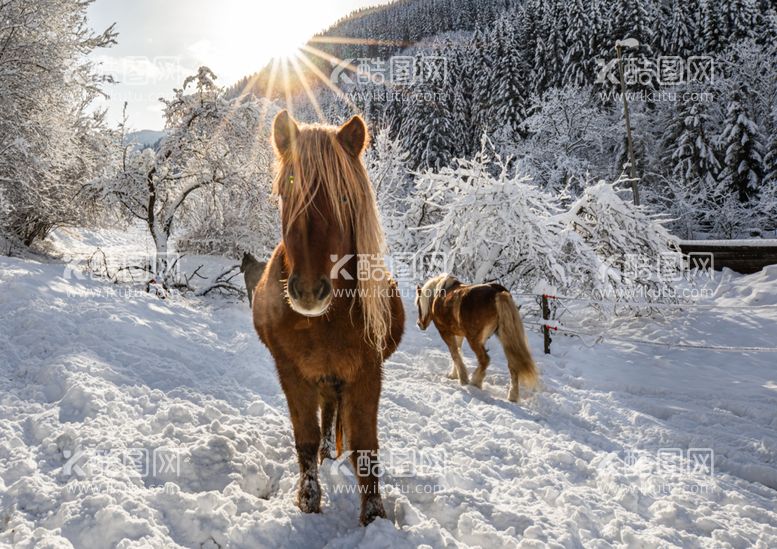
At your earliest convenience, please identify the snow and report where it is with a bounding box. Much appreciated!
[1,234,777,548]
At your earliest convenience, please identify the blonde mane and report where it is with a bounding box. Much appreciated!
[273,124,391,351]
[416,273,457,322]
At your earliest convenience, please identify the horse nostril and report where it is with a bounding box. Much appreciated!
[316,277,331,300]
[288,274,302,300]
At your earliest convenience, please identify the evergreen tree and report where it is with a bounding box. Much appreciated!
[531,0,566,96]
[756,6,777,47]
[723,0,757,42]
[759,122,777,230]
[764,126,777,188]
[663,95,720,186]
[469,27,494,138]
[610,0,654,54]
[702,1,726,52]
[660,94,720,236]
[400,53,457,171]
[718,87,766,202]
[491,14,529,140]
[658,0,695,55]
[589,0,614,68]
[446,42,475,158]
[418,98,456,171]
[562,0,593,87]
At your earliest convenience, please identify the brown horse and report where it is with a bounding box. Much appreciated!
[252,111,404,525]
[415,274,537,402]
[241,251,266,307]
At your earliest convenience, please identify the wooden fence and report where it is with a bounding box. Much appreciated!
[679,239,777,274]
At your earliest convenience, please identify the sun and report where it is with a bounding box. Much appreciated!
[209,2,323,80]
[261,19,308,61]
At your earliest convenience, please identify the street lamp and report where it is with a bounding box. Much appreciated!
[615,37,640,206]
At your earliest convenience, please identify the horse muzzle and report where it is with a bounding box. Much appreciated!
[286,273,333,317]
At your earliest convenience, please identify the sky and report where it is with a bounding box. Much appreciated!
[87,0,386,130]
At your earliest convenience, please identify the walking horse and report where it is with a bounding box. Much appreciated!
[252,111,404,525]
[415,274,537,402]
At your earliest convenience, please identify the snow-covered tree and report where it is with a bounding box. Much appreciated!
[609,0,654,57]
[658,0,696,55]
[722,0,758,42]
[758,114,777,231]
[407,143,680,300]
[409,146,568,290]
[490,14,529,143]
[659,93,720,237]
[0,0,116,245]
[365,128,413,251]
[717,87,765,202]
[701,1,726,52]
[88,67,272,281]
[757,7,777,47]
[399,52,457,170]
[175,110,278,260]
[518,87,613,194]
[531,1,566,96]
[562,0,593,87]
[559,179,682,301]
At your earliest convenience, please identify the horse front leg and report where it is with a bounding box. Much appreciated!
[318,390,338,463]
[342,365,385,525]
[278,365,322,514]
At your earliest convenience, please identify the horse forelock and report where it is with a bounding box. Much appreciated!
[417,274,457,320]
[272,123,391,351]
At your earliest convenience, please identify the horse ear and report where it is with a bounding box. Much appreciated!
[272,110,299,156]
[336,115,368,157]
[416,284,421,296]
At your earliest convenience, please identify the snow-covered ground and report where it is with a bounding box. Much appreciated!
[1,231,777,548]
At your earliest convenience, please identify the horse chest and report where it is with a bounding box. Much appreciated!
[267,315,367,381]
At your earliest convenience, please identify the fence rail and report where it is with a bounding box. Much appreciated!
[679,239,777,274]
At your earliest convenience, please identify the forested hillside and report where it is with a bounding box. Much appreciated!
[230,0,777,240]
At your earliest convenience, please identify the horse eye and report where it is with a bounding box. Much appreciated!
[341,196,348,203]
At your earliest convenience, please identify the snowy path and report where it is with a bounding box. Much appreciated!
[1,254,777,548]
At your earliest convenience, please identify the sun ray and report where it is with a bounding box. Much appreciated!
[249,56,281,161]
[289,53,326,123]
[201,64,267,152]
[296,47,358,112]
[280,57,295,118]
[259,56,281,123]
[309,35,410,48]
[300,44,365,77]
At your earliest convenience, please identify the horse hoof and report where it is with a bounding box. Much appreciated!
[507,390,519,403]
[297,475,321,514]
[447,371,458,380]
[458,376,469,386]
[360,496,386,526]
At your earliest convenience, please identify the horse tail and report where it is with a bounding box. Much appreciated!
[335,394,344,457]
[495,291,538,390]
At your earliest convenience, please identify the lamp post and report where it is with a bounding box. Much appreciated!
[615,37,640,206]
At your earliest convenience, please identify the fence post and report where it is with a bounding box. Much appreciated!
[542,294,551,354]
